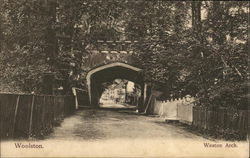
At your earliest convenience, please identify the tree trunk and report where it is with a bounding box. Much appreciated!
[192,1,201,33]
[211,1,226,45]
[192,1,209,99]
[191,1,202,57]
[44,0,57,67]
[0,14,3,53]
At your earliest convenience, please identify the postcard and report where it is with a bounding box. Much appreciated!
[0,1,248,157]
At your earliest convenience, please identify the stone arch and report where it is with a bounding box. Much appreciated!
[86,62,145,107]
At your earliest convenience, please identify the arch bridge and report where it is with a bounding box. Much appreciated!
[82,40,148,111]
[86,62,147,110]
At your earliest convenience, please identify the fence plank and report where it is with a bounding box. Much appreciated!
[0,93,76,139]
[192,106,247,139]
[0,94,18,138]
[31,96,44,137]
[12,95,20,137]
[14,95,33,138]
[28,95,35,137]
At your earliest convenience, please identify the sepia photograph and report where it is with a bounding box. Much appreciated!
[0,0,249,157]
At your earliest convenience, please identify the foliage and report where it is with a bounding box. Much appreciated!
[0,0,51,93]
[0,0,128,93]
[186,1,249,109]
[127,1,190,98]
[0,0,248,109]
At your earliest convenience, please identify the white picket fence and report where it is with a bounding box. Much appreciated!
[152,96,195,124]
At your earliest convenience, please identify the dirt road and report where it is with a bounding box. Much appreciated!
[2,105,248,157]
[47,107,204,141]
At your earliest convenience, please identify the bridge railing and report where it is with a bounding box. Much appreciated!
[0,93,74,139]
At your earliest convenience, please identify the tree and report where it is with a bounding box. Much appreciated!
[185,1,249,109]
[0,0,248,107]
[128,1,190,98]
[0,0,52,92]
[0,0,130,93]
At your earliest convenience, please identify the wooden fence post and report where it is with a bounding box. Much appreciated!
[42,95,46,131]
[160,101,164,117]
[12,95,20,137]
[28,95,35,138]
[176,101,178,120]
[143,94,152,114]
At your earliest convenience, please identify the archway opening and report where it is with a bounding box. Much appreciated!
[99,79,141,109]
[86,62,145,109]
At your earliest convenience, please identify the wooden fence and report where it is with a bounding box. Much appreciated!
[193,106,248,137]
[177,102,194,125]
[147,93,248,138]
[149,97,195,124]
[0,93,74,139]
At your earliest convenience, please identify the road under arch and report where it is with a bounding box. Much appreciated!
[86,62,146,110]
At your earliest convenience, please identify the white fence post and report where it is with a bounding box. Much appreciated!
[72,87,78,110]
